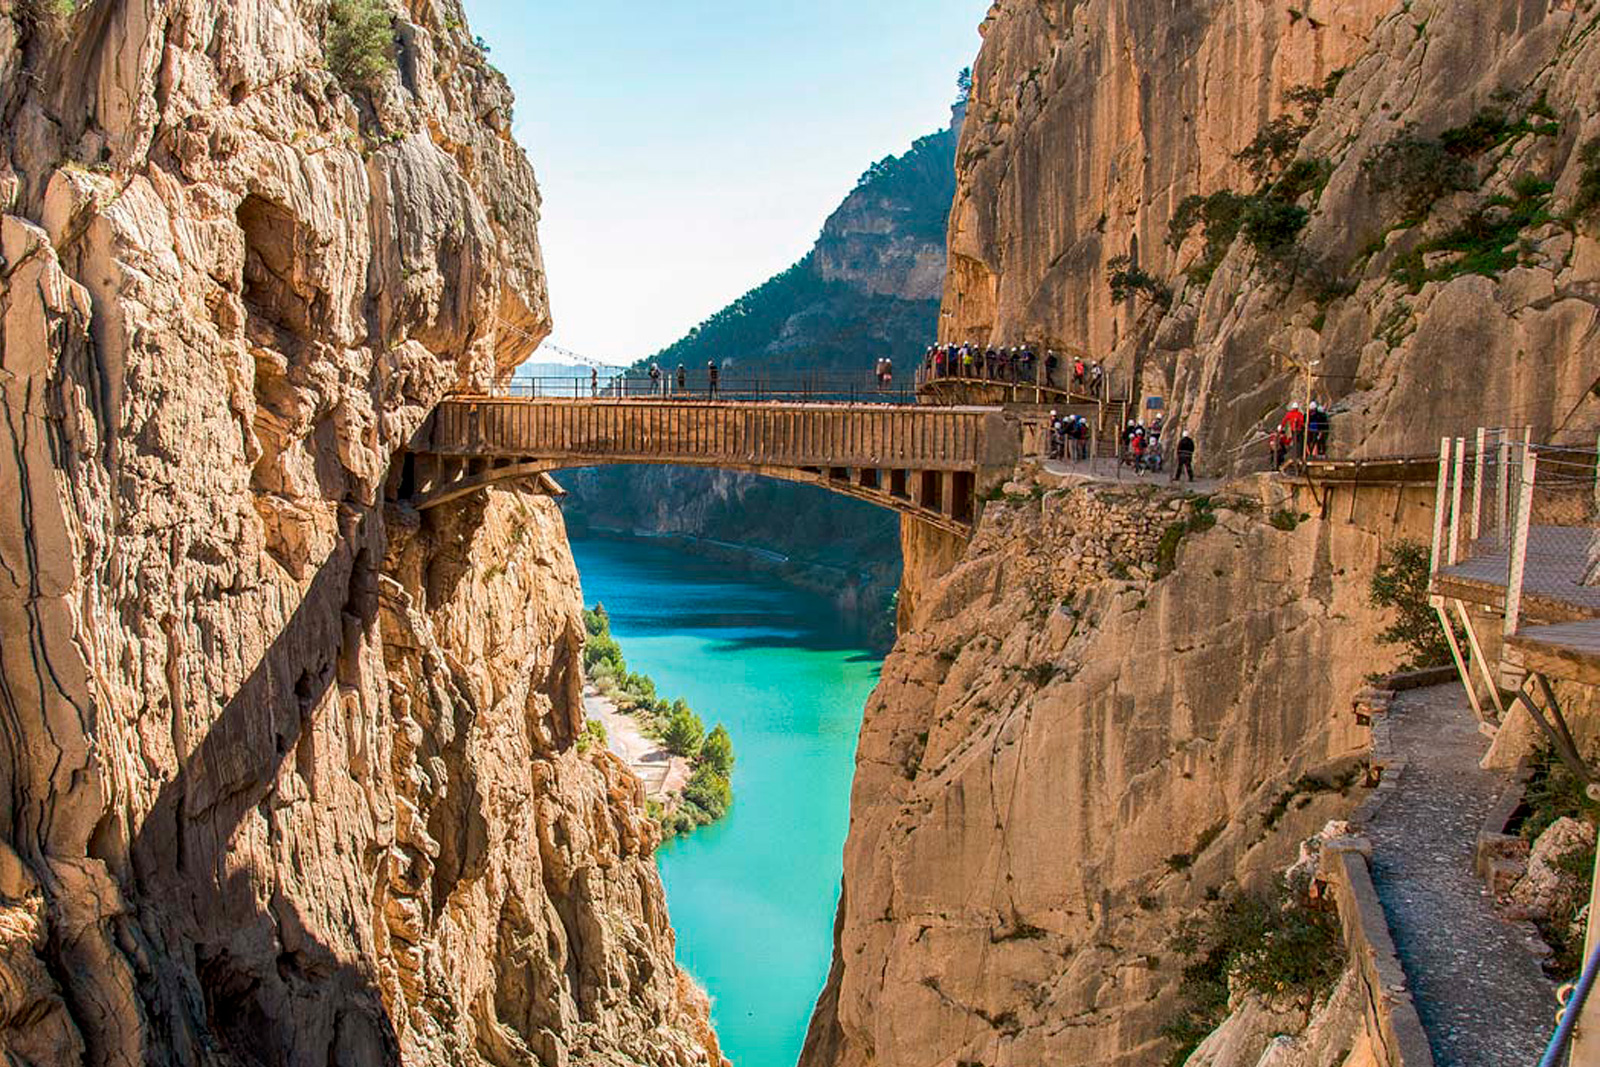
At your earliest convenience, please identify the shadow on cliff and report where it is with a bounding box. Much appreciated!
[123,508,403,1066]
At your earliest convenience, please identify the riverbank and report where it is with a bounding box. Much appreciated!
[584,686,690,801]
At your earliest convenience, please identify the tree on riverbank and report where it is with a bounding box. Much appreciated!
[583,604,737,838]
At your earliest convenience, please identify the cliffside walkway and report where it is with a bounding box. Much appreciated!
[401,393,1022,536]
[1365,684,1556,1066]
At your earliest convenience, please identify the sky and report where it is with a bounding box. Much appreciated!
[460,0,988,366]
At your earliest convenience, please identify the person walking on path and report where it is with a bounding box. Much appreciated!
[589,368,598,397]
[1173,431,1196,482]
[706,361,719,400]
[1279,402,1307,464]
[1307,402,1330,457]
[676,364,687,396]
[649,363,663,396]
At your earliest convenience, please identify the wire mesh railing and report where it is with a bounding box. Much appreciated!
[1431,428,1600,635]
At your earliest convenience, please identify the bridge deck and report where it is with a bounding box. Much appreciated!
[1433,526,1600,623]
[406,397,1022,536]
[1504,620,1600,686]
[423,398,1017,471]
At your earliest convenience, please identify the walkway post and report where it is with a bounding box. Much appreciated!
[1470,427,1487,543]
[1504,446,1537,642]
[1429,437,1451,578]
[1498,428,1512,547]
[1448,437,1467,567]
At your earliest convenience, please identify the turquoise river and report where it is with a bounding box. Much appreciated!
[569,535,884,1067]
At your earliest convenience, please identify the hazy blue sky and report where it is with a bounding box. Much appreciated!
[460,0,987,365]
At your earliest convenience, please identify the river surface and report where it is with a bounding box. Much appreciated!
[569,535,883,1067]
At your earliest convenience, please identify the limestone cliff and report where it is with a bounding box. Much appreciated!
[0,0,714,1063]
[802,478,1399,1066]
[943,0,1600,463]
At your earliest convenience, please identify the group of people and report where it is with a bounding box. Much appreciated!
[921,343,1108,398]
[1267,401,1332,470]
[873,356,895,388]
[637,361,721,398]
[1047,413,1196,481]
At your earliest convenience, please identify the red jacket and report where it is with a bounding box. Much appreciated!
[1280,409,1306,434]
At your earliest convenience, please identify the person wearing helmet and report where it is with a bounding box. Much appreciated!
[1279,402,1307,463]
[1173,431,1196,482]
[706,360,720,399]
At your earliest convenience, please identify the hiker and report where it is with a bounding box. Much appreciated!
[1173,431,1196,482]
[1279,402,1307,463]
[1072,356,1086,391]
[649,362,663,395]
[706,361,719,399]
[963,346,977,377]
[1269,429,1289,471]
[1089,362,1104,398]
[1046,349,1060,387]
[1307,402,1330,457]
[880,356,894,389]
[590,367,598,397]
[676,364,687,395]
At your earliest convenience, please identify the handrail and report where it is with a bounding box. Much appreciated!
[1540,941,1600,1067]
[482,373,919,406]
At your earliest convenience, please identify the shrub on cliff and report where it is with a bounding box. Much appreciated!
[1367,540,1456,670]
[1363,126,1476,221]
[324,0,396,94]
[1164,881,1345,1064]
[1572,138,1600,222]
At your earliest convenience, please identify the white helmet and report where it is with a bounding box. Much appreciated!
[1290,402,1301,410]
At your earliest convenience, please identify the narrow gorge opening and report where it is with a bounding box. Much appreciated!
[556,466,902,1067]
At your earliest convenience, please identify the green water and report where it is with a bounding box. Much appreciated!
[569,535,882,1067]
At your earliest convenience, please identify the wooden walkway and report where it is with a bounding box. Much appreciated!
[1433,527,1600,624]
[1504,620,1600,686]
[399,398,1022,535]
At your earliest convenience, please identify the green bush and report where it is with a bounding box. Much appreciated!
[700,724,735,778]
[1241,198,1310,259]
[324,0,395,94]
[683,763,733,821]
[1573,138,1600,221]
[662,703,705,758]
[1107,256,1172,308]
[576,718,607,755]
[1236,116,1312,183]
[1363,127,1477,220]
[1169,191,1249,284]
[1163,881,1345,1065]
[1389,178,1554,293]
[1367,540,1454,670]
[1268,509,1305,531]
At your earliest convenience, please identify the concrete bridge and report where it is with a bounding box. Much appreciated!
[398,397,1022,535]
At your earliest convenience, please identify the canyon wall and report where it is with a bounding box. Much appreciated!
[803,477,1400,1067]
[944,0,1600,464]
[0,0,714,1062]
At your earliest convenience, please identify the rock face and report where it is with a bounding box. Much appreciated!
[801,481,1393,1067]
[0,1,713,1063]
[943,0,1600,465]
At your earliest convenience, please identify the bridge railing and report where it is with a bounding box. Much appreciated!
[482,374,920,406]
[914,358,1118,404]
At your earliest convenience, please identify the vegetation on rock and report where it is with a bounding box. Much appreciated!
[582,605,736,837]
[1163,881,1346,1065]
[1367,540,1455,670]
[324,0,396,94]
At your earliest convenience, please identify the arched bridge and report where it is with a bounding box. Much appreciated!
[398,398,1023,535]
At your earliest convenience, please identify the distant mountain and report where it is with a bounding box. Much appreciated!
[647,107,962,378]
[559,106,965,642]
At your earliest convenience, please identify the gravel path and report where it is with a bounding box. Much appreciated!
[1366,684,1557,1066]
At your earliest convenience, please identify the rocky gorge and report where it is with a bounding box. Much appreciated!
[0,0,716,1061]
[3,1,1598,1066]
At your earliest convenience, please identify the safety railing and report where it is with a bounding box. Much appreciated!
[477,373,920,406]
[1542,942,1600,1067]
[913,356,1118,403]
